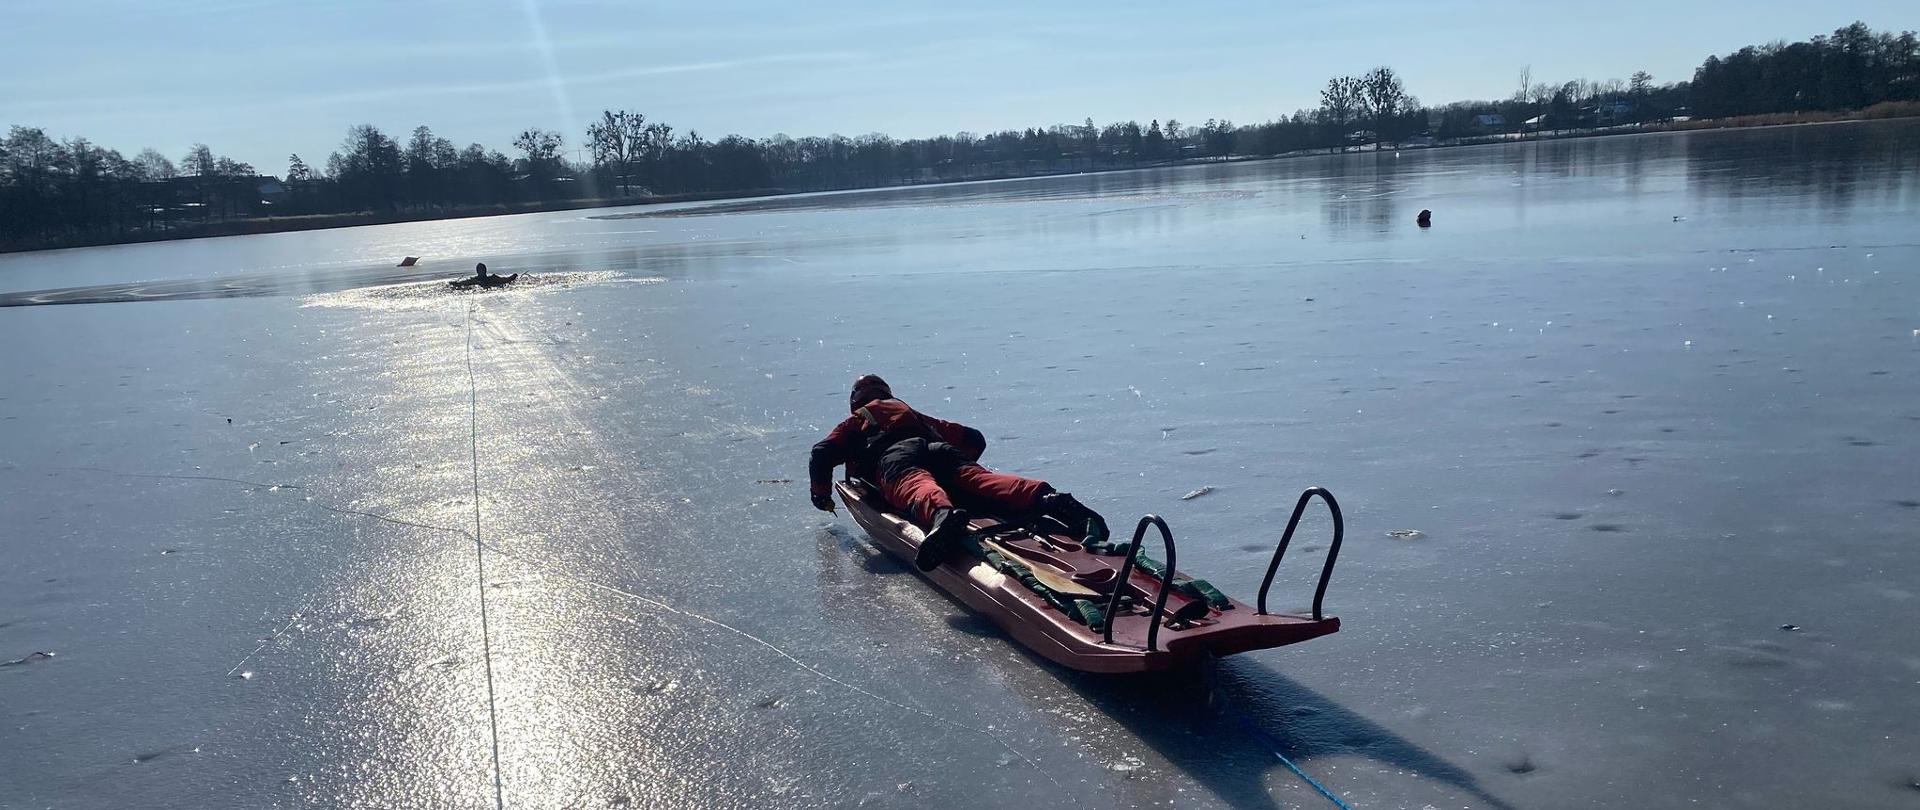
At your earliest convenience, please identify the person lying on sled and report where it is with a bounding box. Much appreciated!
[808,374,1109,571]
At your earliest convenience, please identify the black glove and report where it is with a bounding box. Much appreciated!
[811,493,836,513]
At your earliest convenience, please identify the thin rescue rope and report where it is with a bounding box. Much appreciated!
[42,463,1055,790]
[465,303,507,810]
[495,550,1064,790]
[1215,676,1357,810]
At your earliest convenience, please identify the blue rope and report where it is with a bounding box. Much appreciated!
[1222,700,1358,810]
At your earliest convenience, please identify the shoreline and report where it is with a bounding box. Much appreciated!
[3,111,1913,256]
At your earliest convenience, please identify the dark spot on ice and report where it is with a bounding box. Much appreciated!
[1239,543,1267,553]
[754,695,783,709]
[1590,524,1627,533]
[133,749,174,764]
[1845,438,1876,447]
[1576,450,1601,459]
[1780,624,1801,632]
[610,795,633,806]
[1869,370,1890,376]
[1552,512,1584,520]
[1893,500,1920,509]
[1602,409,1620,415]
[1386,529,1424,540]
[1180,487,1214,500]
[1180,448,1217,456]
[1503,754,1538,775]
[754,479,792,485]
[1658,427,1676,433]
[1545,421,1562,427]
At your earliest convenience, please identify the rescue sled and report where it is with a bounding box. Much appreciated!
[836,479,1345,673]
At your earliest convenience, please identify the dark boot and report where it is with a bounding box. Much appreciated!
[1040,491,1110,545]
[914,507,971,572]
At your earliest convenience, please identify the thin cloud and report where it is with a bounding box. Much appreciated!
[291,51,864,107]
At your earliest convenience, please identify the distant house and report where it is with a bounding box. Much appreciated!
[1345,129,1377,145]
[1523,114,1549,130]
[1474,113,1505,128]
[256,178,288,205]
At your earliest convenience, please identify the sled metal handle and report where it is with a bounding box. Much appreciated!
[1257,487,1344,621]
[1103,514,1178,652]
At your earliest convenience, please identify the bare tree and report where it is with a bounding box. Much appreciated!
[1361,66,1410,140]
[587,110,649,194]
[133,148,177,181]
[1320,76,1365,142]
[513,128,564,166]
[182,143,217,177]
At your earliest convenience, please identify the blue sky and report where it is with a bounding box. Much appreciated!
[2,0,1912,175]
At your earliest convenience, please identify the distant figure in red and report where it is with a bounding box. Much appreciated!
[810,374,1109,570]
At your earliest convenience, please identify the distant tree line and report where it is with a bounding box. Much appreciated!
[3,21,1915,251]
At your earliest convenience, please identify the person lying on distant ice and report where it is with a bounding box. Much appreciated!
[808,374,1109,571]
[449,262,518,289]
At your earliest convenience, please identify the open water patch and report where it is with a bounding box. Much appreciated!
[302,271,654,312]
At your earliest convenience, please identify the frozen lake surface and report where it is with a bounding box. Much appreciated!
[2,121,1917,809]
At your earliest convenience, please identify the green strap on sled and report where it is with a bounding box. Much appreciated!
[1178,580,1230,610]
[1070,599,1105,629]
[964,530,1108,630]
[1126,547,1233,611]
[959,521,1228,629]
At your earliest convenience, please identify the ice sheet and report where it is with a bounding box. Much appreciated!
[3,121,1918,809]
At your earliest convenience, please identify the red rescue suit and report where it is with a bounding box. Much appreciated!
[810,397,1050,525]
